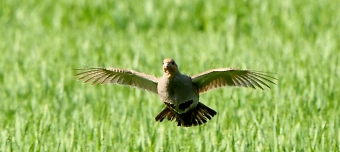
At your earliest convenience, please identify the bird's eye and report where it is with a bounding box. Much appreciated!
[171,61,175,65]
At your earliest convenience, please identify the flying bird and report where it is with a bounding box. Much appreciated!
[74,58,276,127]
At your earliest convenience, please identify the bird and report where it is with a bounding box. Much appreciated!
[74,58,276,127]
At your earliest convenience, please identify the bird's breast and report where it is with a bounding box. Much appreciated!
[157,74,199,113]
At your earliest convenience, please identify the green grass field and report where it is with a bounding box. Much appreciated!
[1,0,339,151]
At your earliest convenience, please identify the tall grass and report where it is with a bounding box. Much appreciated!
[1,0,339,151]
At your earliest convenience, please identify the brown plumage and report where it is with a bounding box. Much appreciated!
[75,58,276,127]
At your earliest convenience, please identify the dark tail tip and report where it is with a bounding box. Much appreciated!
[155,102,216,127]
[177,102,216,127]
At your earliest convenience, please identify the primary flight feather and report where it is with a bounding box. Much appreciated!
[75,58,276,127]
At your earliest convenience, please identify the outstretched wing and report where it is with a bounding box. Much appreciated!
[74,68,158,94]
[191,68,276,93]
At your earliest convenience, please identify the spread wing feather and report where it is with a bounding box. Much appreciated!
[191,68,276,93]
[74,68,158,94]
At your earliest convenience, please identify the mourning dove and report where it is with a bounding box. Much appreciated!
[75,58,276,127]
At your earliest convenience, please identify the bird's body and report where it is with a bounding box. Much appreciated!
[75,58,276,127]
[157,71,198,113]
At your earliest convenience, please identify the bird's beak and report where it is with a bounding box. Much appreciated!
[163,63,170,69]
[163,62,172,73]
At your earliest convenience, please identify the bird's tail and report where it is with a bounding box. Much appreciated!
[155,102,217,127]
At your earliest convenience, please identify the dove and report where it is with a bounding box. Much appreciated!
[75,58,276,127]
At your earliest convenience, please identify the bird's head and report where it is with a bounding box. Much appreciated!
[162,58,179,78]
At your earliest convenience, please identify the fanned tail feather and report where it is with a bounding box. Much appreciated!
[155,107,176,122]
[155,102,216,127]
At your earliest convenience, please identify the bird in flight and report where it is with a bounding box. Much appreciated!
[75,58,276,127]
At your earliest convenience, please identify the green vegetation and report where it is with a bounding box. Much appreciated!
[1,0,339,151]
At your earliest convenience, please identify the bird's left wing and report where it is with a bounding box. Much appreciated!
[74,68,158,94]
[191,68,276,93]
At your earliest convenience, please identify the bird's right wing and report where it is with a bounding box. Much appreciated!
[191,68,276,93]
[74,68,158,94]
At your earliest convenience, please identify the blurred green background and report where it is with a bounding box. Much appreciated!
[1,0,339,151]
